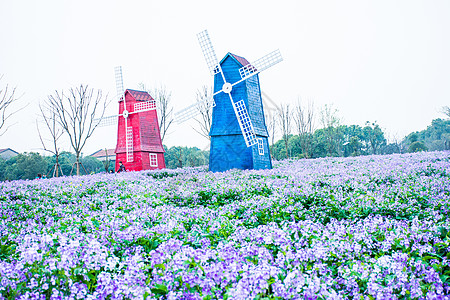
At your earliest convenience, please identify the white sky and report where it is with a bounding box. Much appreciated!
[0,0,449,155]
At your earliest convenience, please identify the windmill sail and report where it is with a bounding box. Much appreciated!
[239,49,283,80]
[174,96,215,124]
[133,100,157,113]
[126,126,133,162]
[93,115,118,127]
[197,30,220,75]
[115,66,125,100]
[232,99,257,147]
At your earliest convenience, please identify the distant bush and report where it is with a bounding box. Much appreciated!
[409,141,428,153]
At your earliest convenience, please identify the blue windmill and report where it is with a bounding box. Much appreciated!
[176,30,282,172]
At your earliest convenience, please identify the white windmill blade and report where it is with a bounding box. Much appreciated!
[93,115,119,127]
[226,91,257,147]
[174,97,216,124]
[115,66,125,101]
[232,99,258,147]
[238,49,283,81]
[131,100,157,114]
[126,126,134,162]
[197,30,220,76]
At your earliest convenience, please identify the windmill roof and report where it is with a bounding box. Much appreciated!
[126,89,154,102]
[220,52,251,67]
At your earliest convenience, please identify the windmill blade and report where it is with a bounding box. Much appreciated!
[231,98,258,147]
[115,66,125,101]
[93,115,118,127]
[131,100,157,114]
[174,97,216,124]
[126,126,134,162]
[197,30,220,76]
[238,49,283,80]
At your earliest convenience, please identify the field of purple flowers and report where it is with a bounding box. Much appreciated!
[1,151,450,299]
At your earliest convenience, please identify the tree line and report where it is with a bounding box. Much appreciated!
[1,76,449,181]
[1,114,448,181]
[0,147,209,181]
[267,101,450,160]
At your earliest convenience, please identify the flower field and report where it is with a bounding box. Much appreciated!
[1,152,450,299]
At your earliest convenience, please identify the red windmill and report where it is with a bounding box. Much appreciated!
[95,66,165,171]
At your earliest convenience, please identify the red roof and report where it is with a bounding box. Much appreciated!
[229,53,251,67]
[126,89,154,102]
[90,148,116,158]
[0,148,18,154]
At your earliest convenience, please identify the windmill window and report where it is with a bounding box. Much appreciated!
[257,138,264,155]
[149,153,158,167]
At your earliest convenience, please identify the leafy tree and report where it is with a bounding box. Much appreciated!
[2,152,48,180]
[45,151,76,177]
[409,141,427,153]
[405,119,450,151]
[0,158,6,181]
[164,146,209,169]
[81,156,104,174]
[363,122,386,154]
[382,143,401,155]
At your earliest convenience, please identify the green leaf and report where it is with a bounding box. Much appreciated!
[151,284,168,295]
[92,219,100,229]
[154,263,166,271]
[144,291,150,300]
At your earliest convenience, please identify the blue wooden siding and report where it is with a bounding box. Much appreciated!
[209,52,273,172]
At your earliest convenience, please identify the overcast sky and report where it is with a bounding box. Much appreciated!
[1,0,449,155]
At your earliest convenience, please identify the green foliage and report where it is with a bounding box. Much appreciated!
[45,151,76,177]
[409,141,428,153]
[0,151,110,181]
[0,152,48,180]
[405,118,450,151]
[270,122,389,160]
[148,171,178,179]
[164,145,209,169]
[81,156,104,174]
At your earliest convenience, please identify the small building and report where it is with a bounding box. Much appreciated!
[0,148,18,160]
[89,149,116,163]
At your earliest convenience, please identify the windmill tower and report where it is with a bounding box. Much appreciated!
[95,67,165,171]
[175,30,282,172]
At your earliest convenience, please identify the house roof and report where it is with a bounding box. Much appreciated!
[90,148,116,158]
[220,52,251,67]
[0,148,18,154]
[126,89,154,102]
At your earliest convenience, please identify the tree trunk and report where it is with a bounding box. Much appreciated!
[76,154,80,176]
[284,137,290,159]
[55,155,59,177]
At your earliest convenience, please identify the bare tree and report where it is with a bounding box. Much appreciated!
[266,113,277,158]
[193,85,213,141]
[320,104,340,156]
[47,85,108,176]
[37,103,64,177]
[442,106,450,118]
[278,103,292,159]
[138,83,174,143]
[0,76,22,136]
[175,147,183,168]
[293,99,315,158]
[103,149,111,173]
